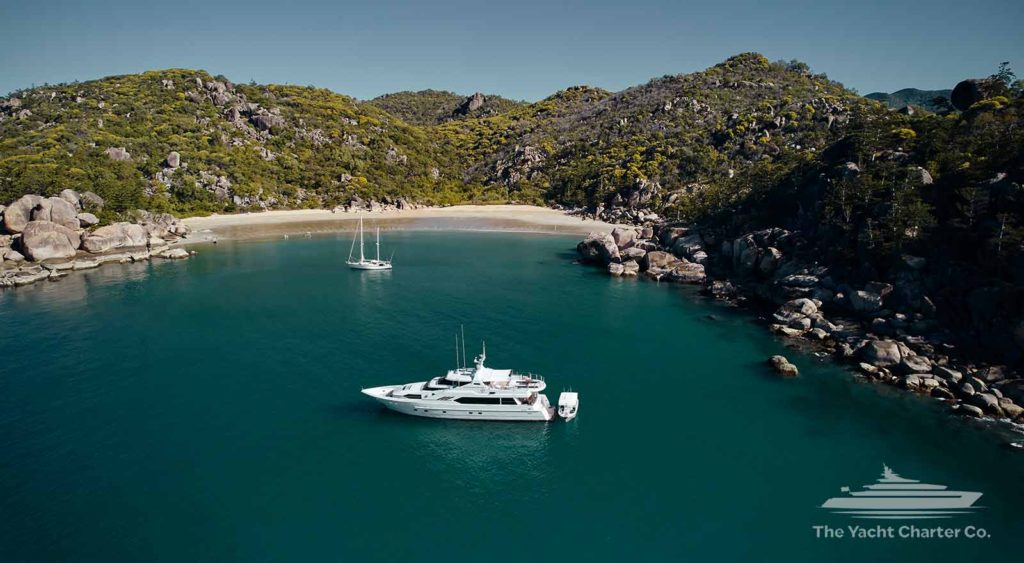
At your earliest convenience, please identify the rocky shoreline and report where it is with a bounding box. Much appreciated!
[577,225,1024,431]
[1,190,194,289]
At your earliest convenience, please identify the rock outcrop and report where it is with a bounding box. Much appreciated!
[577,232,620,264]
[453,92,486,116]
[768,355,799,377]
[3,195,44,233]
[20,220,81,261]
[575,217,1024,430]
[2,190,193,288]
[104,147,131,161]
[950,78,1002,111]
[82,222,148,253]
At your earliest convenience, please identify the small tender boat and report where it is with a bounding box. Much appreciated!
[558,392,579,421]
[347,217,392,270]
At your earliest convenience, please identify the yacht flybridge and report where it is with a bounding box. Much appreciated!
[347,217,392,270]
[362,336,578,422]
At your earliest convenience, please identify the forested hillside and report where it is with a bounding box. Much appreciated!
[0,70,470,218]
[1,55,1021,288]
[439,54,870,216]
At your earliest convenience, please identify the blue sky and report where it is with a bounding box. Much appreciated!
[1,0,1021,100]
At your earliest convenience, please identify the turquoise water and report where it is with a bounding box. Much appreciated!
[1,231,1021,562]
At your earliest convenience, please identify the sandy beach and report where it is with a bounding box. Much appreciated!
[182,205,625,240]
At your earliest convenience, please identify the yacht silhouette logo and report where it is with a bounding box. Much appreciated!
[821,465,983,520]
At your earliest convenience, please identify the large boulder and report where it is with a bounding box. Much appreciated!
[133,211,181,238]
[996,379,1024,406]
[957,404,984,418]
[77,213,99,227]
[970,393,1004,416]
[622,247,646,262]
[668,261,706,284]
[59,189,81,209]
[784,298,818,316]
[157,247,189,259]
[20,220,81,261]
[2,194,45,233]
[610,227,636,249]
[47,197,80,230]
[659,227,688,247]
[576,232,620,264]
[860,340,903,367]
[29,199,54,222]
[899,354,932,374]
[82,222,148,253]
[950,78,1002,112]
[642,250,677,270]
[849,290,884,313]
[79,191,105,211]
[670,234,703,260]
[759,247,782,274]
[768,355,799,377]
[733,235,760,273]
[251,114,285,132]
[105,147,131,161]
[933,366,963,384]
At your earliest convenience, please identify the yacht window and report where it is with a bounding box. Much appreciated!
[454,397,502,405]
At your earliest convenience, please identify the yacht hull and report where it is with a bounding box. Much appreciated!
[362,387,554,421]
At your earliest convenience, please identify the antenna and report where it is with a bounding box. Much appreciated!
[460,325,467,369]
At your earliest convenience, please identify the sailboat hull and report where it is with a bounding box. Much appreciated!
[347,261,392,270]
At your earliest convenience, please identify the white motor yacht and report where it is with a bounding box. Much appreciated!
[362,339,570,422]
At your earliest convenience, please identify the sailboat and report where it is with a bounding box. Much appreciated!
[346,217,393,270]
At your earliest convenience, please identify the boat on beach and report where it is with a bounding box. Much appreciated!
[347,217,392,270]
[362,335,577,422]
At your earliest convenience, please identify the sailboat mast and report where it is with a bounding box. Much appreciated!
[460,325,466,368]
[359,217,365,262]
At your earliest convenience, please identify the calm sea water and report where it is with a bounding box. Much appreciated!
[1,231,1021,562]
